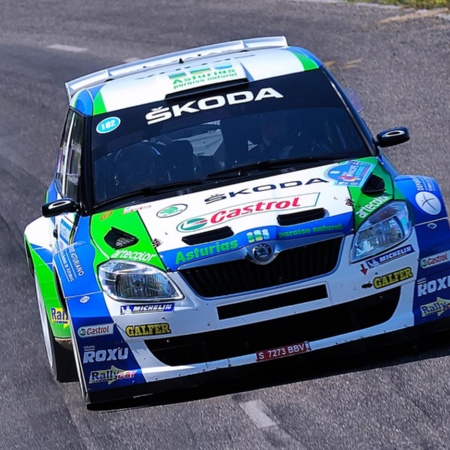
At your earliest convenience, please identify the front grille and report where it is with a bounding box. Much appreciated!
[145,287,401,366]
[180,237,342,297]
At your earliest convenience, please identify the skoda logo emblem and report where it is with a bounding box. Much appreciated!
[252,243,272,262]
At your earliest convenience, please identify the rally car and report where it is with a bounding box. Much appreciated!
[24,36,450,406]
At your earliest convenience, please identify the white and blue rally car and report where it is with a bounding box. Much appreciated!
[24,36,450,406]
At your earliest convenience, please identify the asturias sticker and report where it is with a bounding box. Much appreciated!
[96,117,121,134]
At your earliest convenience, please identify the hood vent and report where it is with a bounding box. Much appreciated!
[104,227,139,249]
[182,226,234,246]
[362,174,385,195]
[277,208,326,226]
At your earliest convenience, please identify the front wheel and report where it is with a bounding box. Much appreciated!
[35,276,77,382]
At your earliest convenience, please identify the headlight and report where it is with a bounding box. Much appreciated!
[352,201,412,262]
[98,260,183,301]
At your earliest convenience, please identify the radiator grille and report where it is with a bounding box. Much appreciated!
[180,237,343,297]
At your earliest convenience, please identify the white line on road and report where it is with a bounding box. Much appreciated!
[48,44,87,53]
[239,400,277,428]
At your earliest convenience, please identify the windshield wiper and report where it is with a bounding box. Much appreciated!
[95,178,204,210]
[205,155,350,180]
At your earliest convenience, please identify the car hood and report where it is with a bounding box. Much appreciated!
[90,157,394,271]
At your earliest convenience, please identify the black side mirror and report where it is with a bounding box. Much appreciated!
[375,127,410,148]
[42,199,78,218]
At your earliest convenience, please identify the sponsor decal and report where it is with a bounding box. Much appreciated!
[78,323,114,338]
[257,342,310,362]
[120,303,175,314]
[417,275,450,297]
[355,194,390,219]
[83,347,129,364]
[420,297,450,318]
[411,176,436,192]
[125,323,171,337]
[327,160,373,187]
[175,240,239,264]
[157,204,187,218]
[100,211,113,220]
[123,204,151,214]
[111,249,156,263]
[96,117,120,134]
[204,179,327,204]
[89,366,137,385]
[146,88,283,125]
[359,245,414,275]
[51,307,69,327]
[59,220,71,244]
[420,251,450,269]
[415,192,441,216]
[169,63,241,91]
[278,223,343,239]
[59,246,84,282]
[80,296,90,303]
[177,194,320,233]
[247,229,270,243]
[373,267,413,289]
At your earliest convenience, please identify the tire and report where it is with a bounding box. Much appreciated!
[35,275,77,382]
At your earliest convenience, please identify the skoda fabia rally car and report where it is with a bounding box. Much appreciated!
[24,36,450,406]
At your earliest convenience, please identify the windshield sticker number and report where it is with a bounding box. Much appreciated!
[96,117,121,134]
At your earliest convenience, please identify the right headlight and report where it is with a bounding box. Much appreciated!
[351,201,412,262]
[98,260,183,302]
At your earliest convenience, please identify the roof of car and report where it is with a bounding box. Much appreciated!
[67,36,323,117]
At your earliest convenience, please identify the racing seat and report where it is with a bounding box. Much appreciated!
[113,142,168,193]
[166,140,196,182]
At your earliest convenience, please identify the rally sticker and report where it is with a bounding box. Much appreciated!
[327,160,373,187]
[415,192,441,215]
[96,117,121,134]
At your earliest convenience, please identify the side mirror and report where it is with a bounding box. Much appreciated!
[375,127,410,148]
[42,199,78,218]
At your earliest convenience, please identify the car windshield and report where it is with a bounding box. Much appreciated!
[91,70,370,205]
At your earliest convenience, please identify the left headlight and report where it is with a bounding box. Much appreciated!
[352,201,412,262]
[98,260,184,301]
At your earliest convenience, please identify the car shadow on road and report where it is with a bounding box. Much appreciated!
[87,327,450,412]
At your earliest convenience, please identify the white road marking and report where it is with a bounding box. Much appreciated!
[239,400,277,428]
[122,57,142,63]
[48,44,87,53]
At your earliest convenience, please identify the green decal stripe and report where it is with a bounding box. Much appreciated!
[93,90,107,115]
[348,157,395,229]
[28,245,71,339]
[91,209,165,271]
[289,50,319,71]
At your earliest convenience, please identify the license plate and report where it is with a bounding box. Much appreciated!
[256,341,311,362]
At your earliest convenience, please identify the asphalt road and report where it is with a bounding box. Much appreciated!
[0,1,449,449]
